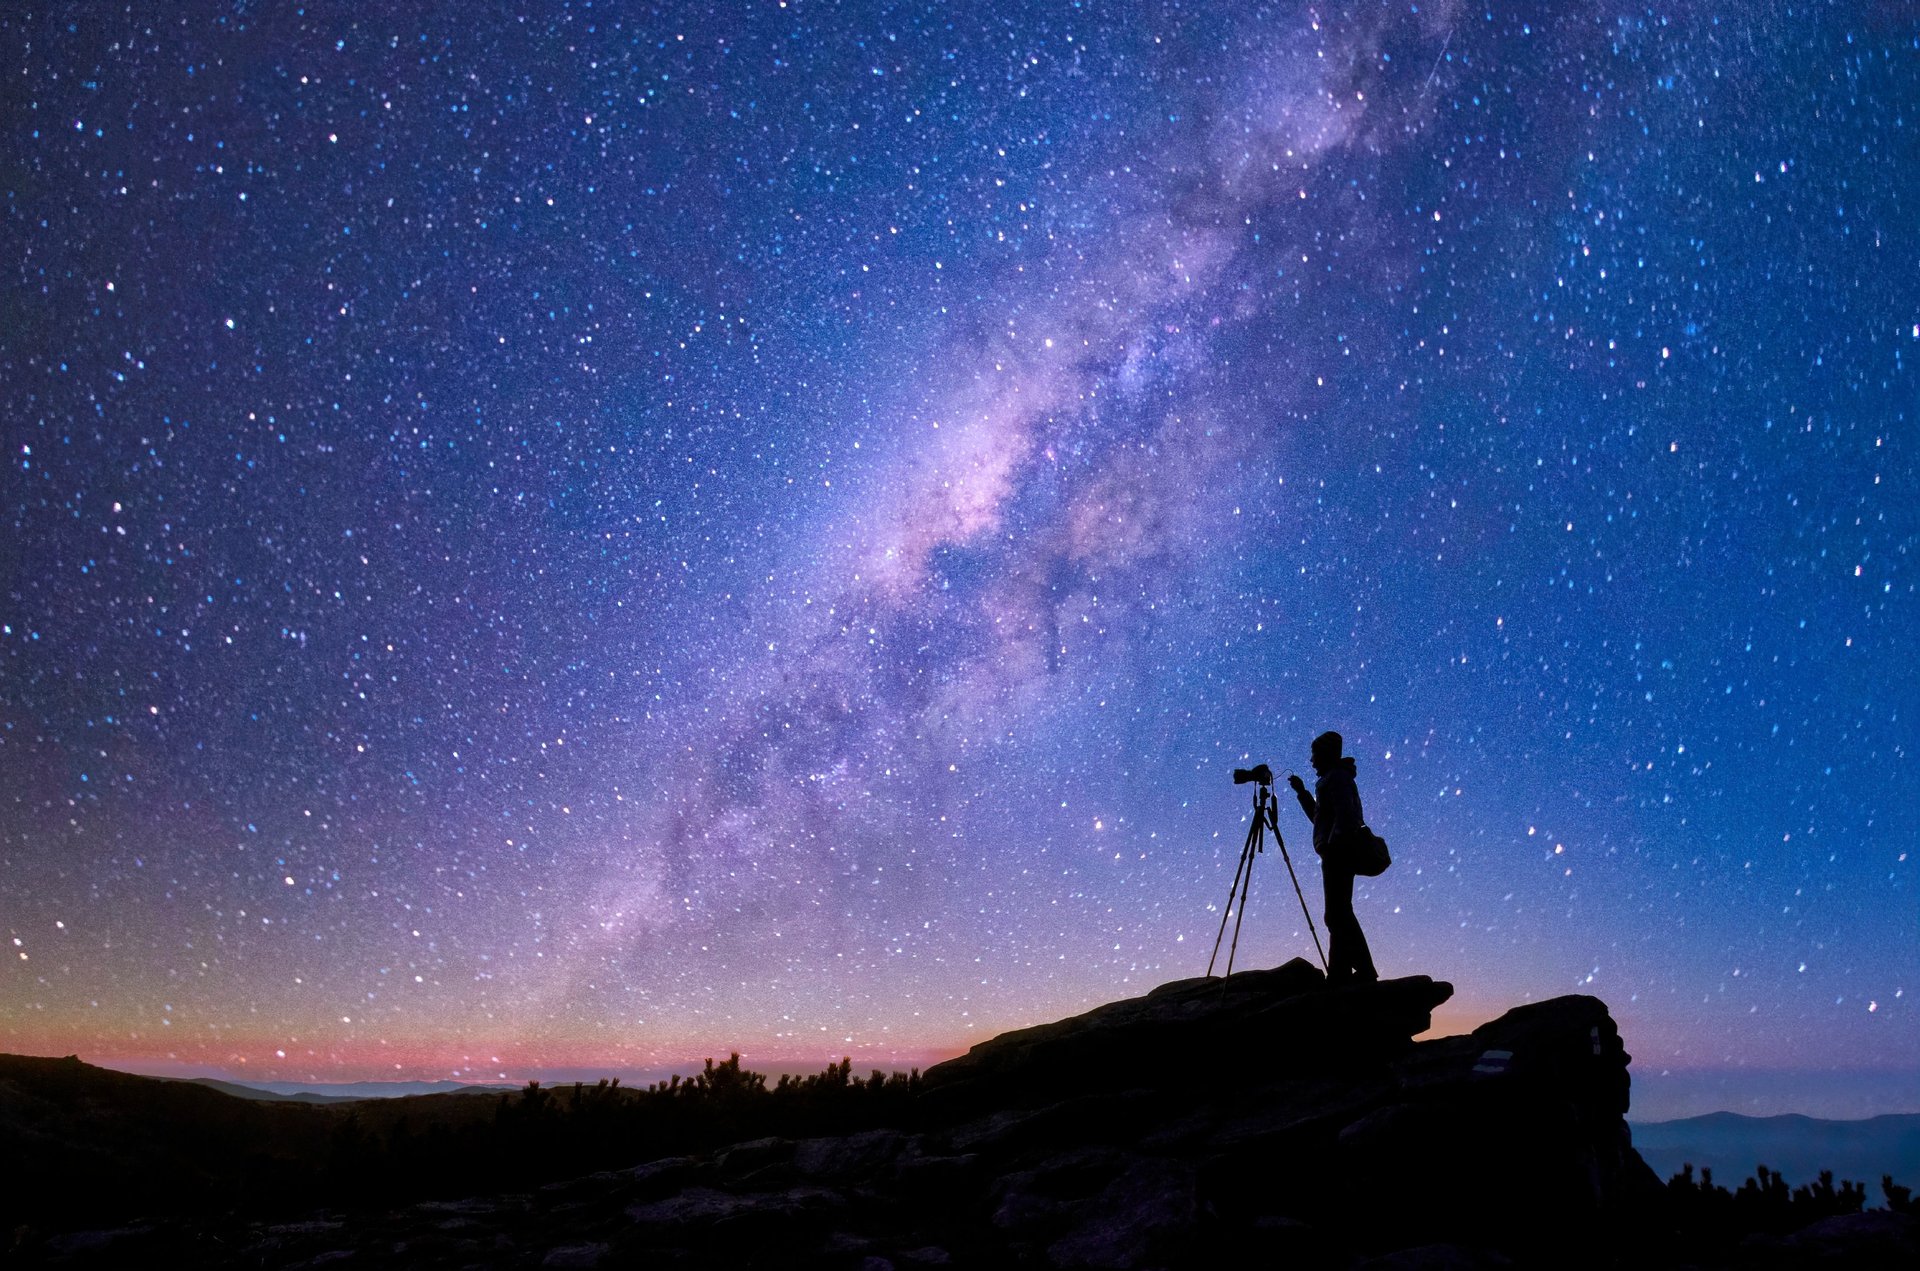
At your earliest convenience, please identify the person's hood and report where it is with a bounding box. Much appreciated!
[1340,756,1357,778]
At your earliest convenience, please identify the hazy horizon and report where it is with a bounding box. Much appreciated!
[23,1005,1920,1125]
[27,1048,1920,1126]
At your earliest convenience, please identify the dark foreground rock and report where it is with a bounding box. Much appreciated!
[18,964,1897,1268]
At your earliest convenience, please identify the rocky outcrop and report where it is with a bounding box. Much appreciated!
[920,960,1451,1114]
[4,966,1702,1268]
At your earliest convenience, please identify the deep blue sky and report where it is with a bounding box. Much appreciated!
[3,1,1915,1116]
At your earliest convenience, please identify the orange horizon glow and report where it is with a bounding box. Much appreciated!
[10,995,1497,1086]
[2,1032,972,1087]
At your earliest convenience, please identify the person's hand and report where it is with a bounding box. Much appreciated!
[1286,772,1307,795]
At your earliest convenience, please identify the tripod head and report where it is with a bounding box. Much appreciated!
[1233,764,1278,847]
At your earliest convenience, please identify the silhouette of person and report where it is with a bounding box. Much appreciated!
[1287,730,1379,985]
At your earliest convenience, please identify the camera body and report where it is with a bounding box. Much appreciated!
[1232,763,1273,786]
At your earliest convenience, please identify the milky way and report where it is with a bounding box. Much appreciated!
[3,2,1915,1112]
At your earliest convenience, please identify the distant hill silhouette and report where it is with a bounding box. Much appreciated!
[177,1076,509,1102]
[176,1077,364,1104]
[1633,1111,1920,1195]
[0,1053,340,1231]
[5,966,1915,1268]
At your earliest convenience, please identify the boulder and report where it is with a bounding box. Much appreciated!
[793,1128,915,1180]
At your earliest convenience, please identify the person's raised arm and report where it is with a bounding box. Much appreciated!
[1287,772,1317,822]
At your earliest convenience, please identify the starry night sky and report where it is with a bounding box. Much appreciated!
[4,2,1915,1116]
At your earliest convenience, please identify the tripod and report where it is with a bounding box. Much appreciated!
[1207,776,1327,978]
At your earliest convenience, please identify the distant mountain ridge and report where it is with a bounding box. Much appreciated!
[178,1076,510,1101]
[1632,1110,1920,1190]
[175,1078,362,1104]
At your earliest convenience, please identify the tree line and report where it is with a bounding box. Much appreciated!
[321,1054,924,1203]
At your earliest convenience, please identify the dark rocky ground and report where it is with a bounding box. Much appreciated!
[9,962,1915,1268]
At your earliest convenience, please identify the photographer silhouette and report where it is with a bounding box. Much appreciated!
[1288,731,1379,985]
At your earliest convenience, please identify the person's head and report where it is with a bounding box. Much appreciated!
[1310,730,1344,774]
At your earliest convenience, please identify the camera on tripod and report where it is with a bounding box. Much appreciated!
[1209,759,1327,978]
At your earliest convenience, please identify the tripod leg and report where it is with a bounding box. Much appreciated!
[1224,819,1258,977]
[1207,833,1256,977]
[1271,828,1328,972]
[1222,814,1264,978]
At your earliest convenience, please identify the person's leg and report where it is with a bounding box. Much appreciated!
[1346,883,1378,982]
[1323,866,1358,981]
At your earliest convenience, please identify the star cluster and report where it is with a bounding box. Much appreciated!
[3,2,1914,1112]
